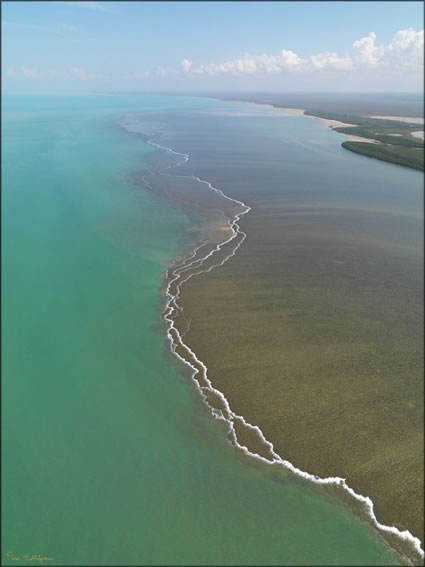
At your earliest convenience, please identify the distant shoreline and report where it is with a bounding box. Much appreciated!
[275,106,379,144]
[211,98,379,143]
[210,97,423,170]
[234,101,421,145]
[368,115,424,124]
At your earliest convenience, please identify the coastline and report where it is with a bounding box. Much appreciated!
[368,115,424,124]
[217,99,422,169]
[145,137,424,566]
[258,104,379,143]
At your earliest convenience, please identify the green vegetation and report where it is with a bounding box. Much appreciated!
[342,141,424,171]
[303,109,418,130]
[219,92,423,117]
[213,94,424,171]
[335,127,424,147]
[300,109,424,171]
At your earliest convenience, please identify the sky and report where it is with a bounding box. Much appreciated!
[2,1,424,94]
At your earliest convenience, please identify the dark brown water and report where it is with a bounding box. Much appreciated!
[133,99,424,561]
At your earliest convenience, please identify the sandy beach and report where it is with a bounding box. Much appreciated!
[338,133,378,144]
[277,107,306,116]
[278,107,378,143]
[368,115,424,124]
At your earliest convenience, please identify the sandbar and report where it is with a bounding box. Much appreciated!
[278,107,379,143]
[368,115,424,124]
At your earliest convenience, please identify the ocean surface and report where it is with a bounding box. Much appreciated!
[2,94,405,565]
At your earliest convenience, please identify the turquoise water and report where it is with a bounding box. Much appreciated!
[2,95,399,565]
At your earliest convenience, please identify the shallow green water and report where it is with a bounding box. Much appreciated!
[2,95,399,565]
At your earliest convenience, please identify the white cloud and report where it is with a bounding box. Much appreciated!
[180,28,423,77]
[352,28,424,70]
[391,28,421,50]
[180,59,193,73]
[189,50,302,76]
[382,28,423,69]
[7,28,422,87]
[309,52,354,71]
[352,32,382,65]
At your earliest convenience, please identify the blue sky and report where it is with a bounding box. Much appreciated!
[2,1,424,93]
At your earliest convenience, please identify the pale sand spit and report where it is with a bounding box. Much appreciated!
[279,107,306,116]
[279,107,378,143]
[279,106,356,128]
[311,116,356,128]
[340,133,379,144]
[368,115,424,125]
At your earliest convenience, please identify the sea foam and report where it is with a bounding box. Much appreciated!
[122,119,424,564]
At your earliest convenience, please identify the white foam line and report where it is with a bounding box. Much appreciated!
[146,135,424,562]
